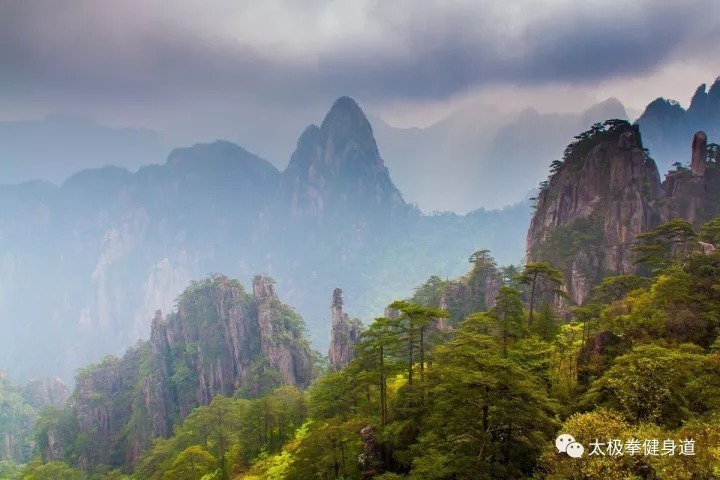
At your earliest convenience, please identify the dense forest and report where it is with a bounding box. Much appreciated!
[2,213,719,480]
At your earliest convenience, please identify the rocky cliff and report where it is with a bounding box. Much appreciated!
[328,288,362,371]
[527,120,661,306]
[527,120,719,308]
[62,274,313,468]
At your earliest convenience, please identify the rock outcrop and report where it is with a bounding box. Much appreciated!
[72,348,142,468]
[64,274,313,468]
[657,130,720,226]
[23,377,70,410]
[328,288,362,371]
[527,121,719,308]
[254,276,313,387]
[527,121,660,306]
[691,131,708,177]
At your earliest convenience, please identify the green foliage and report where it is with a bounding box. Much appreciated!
[584,344,707,427]
[19,228,720,480]
[410,323,558,479]
[0,373,37,464]
[163,446,216,480]
[561,119,633,170]
[549,159,564,174]
[0,460,20,480]
[700,217,720,246]
[514,261,568,325]
[235,357,284,399]
[489,286,526,356]
[409,275,445,307]
[18,459,83,480]
[538,410,720,479]
[591,274,652,304]
[633,218,699,271]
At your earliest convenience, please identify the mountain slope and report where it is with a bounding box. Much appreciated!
[43,274,312,468]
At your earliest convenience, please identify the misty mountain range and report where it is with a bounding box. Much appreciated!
[3,77,718,214]
[0,97,530,382]
[1,77,719,382]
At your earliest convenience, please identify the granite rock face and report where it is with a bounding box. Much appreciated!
[63,274,313,468]
[527,122,660,306]
[527,122,719,308]
[23,378,70,410]
[658,130,720,227]
[328,288,362,372]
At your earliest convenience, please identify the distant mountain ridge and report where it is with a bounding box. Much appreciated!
[4,78,719,213]
[636,77,720,173]
[0,115,170,185]
[374,97,629,212]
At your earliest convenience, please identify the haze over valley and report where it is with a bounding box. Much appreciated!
[2,1,720,479]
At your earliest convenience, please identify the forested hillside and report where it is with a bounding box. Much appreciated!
[5,214,720,479]
[3,119,720,480]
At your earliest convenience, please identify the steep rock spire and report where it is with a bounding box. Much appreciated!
[328,287,361,371]
[691,131,708,176]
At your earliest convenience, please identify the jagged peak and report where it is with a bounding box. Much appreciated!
[320,96,374,137]
[637,97,687,124]
[332,287,343,309]
[710,76,720,93]
[646,97,684,110]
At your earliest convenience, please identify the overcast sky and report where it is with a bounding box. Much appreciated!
[2,0,720,150]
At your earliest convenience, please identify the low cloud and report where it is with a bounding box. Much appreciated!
[2,0,719,112]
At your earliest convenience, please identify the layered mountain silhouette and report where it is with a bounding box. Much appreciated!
[0,97,530,381]
[4,79,719,213]
[373,98,629,211]
[636,77,720,173]
[0,115,170,184]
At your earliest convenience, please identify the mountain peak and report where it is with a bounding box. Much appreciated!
[689,84,708,112]
[280,96,405,219]
[324,96,364,119]
[320,96,374,141]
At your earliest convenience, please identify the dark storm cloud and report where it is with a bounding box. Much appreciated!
[1,0,719,109]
